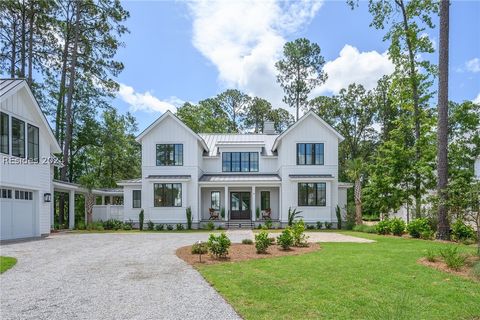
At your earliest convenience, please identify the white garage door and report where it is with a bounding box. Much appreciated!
[0,188,37,240]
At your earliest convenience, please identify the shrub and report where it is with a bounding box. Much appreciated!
[292,220,308,247]
[102,219,123,230]
[186,207,192,230]
[425,248,437,262]
[255,230,272,254]
[205,221,215,230]
[256,224,263,229]
[353,224,376,233]
[407,218,432,238]
[287,207,303,226]
[217,225,224,230]
[316,221,323,229]
[345,203,356,230]
[139,210,144,231]
[264,218,273,229]
[256,207,260,220]
[362,214,381,222]
[166,224,173,231]
[390,218,406,236]
[335,205,342,230]
[155,224,164,231]
[376,220,391,235]
[147,220,154,231]
[242,238,253,245]
[123,220,133,230]
[221,207,225,219]
[176,223,184,231]
[191,242,208,255]
[306,224,315,230]
[420,230,434,240]
[207,233,231,258]
[76,221,86,230]
[439,246,467,270]
[473,261,480,279]
[277,228,294,250]
[87,222,104,231]
[324,222,332,230]
[451,220,475,242]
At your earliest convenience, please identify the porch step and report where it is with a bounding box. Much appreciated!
[226,220,254,229]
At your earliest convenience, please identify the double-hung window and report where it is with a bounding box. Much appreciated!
[153,183,182,207]
[211,191,220,210]
[222,152,259,172]
[27,124,39,161]
[296,143,324,165]
[132,190,141,208]
[12,117,25,158]
[0,112,8,154]
[156,144,183,166]
[298,183,326,206]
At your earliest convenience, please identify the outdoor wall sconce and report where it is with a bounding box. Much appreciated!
[44,193,52,203]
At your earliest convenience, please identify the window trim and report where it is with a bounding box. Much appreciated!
[27,123,39,162]
[132,190,141,208]
[156,144,183,166]
[211,191,221,210]
[296,143,324,165]
[11,116,25,158]
[0,112,9,154]
[153,183,182,207]
[298,182,327,207]
[222,152,259,172]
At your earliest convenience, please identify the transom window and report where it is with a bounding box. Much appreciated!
[211,191,220,210]
[0,112,8,154]
[1,189,12,199]
[12,117,25,158]
[298,183,326,206]
[132,190,141,208]
[261,191,270,210]
[222,152,259,172]
[156,144,183,166]
[296,143,324,165]
[153,183,182,207]
[27,124,39,161]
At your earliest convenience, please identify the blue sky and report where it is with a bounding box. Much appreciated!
[113,0,480,132]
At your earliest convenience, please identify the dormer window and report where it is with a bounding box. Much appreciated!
[222,152,259,172]
[296,143,324,165]
[156,144,183,166]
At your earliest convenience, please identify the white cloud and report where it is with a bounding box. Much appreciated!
[466,58,480,73]
[315,45,394,95]
[117,83,182,113]
[188,0,323,107]
[473,93,480,104]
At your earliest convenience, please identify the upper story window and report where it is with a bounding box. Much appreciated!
[12,117,25,158]
[27,124,39,161]
[296,143,324,165]
[222,152,259,172]
[156,144,183,166]
[0,112,8,154]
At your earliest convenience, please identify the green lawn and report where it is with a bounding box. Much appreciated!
[0,256,17,274]
[198,232,480,320]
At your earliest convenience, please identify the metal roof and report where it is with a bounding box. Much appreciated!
[289,174,334,179]
[146,175,191,179]
[117,178,142,184]
[0,79,24,97]
[199,174,281,183]
[199,133,279,157]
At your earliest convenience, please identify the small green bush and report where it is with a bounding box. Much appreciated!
[155,224,164,231]
[407,218,432,238]
[242,238,253,245]
[147,220,154,231]
[186,207,192,230]
[451,220,475,242]
[439,246,467,270]
[316,221,323,229]
[472,261,480,279]
[336,205,342,230]
[353,224,376,233]
[102,219,123,230]
[420,230,434,240]
[376,220,391,235]
[205,221,215,230]
[256,224,263,229]
[255,230,272,254]
[207,233,231,258]
[306,224,315,230]
[425,248,437,262]
[123,220,133,230]
[166,224,173,231]
[76,222,86,230]
[264,219,273,229]
[390,218,406,236]
[139,210,144,231]
[176,223,184,231]
[324,222,332,229]
[292,220,308,247]
[277,228,294,250]
[220,207,225,219]
[191,242,208,254]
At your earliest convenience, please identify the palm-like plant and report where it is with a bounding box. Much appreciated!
[287,207,303,226]
[346,158,363,225]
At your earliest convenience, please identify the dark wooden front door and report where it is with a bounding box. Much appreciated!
[230,192,251,220]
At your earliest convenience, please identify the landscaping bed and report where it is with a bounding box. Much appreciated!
[177,243,321,266]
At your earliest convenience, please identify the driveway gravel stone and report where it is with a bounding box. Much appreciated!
[0,231,371,320]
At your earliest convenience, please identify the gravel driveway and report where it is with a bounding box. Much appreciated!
[0,231,371,320]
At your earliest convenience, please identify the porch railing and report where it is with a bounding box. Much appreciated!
[92,205,124,222]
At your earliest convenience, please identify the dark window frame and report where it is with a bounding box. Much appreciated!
[132,190,141,208]
[260,191,270,210]
[153,183,182,207]
[211,191,220,210]
[296,143,324,165]
[27,123,39,161]
[11,117,25,158]
[298,182,326,207]
[156,144,183,166]
[0,112,9,154]
[222,152,259,172]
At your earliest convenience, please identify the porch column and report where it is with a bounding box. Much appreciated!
[198,186,202,223]
[251,186,256,222]
[68,190,75,229]
[101,195,105,205]
[224,186,229,221]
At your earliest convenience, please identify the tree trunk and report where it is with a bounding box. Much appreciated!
[86,192,94,224]
[354,178,362,225]
[20,0,26,78]
[11,19,17,77]
[436,0,450,240]
[27,1,34,85]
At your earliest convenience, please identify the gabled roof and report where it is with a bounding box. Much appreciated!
[135,110,209,152]
[0,79,62,153]
[271,110,344,151]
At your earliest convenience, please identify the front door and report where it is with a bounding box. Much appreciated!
[230,192,251,220]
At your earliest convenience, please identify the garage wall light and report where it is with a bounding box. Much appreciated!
[44,193,52,203]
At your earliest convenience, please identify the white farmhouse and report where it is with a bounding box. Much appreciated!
[118,110,351,228]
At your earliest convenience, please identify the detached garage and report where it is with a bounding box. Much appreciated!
[1,79,61,241]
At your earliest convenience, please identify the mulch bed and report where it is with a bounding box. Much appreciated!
[176,243,321,266]
[418,256,480,282]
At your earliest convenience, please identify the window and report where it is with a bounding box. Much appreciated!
[211,191,220,210]
[154,183,182,207]
[156,144,183,166]
[15,190,33,200]
[132,190,141,208]
[12,117,25,158]
[261,191,270,210]
[1,189,12,199]
[222,152,259,172]
[0,112,8,154]
[298,183,326,206]
[27,124,39,161]
[296,143,324,165]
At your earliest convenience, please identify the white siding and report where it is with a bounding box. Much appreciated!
[475,157,480,179]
